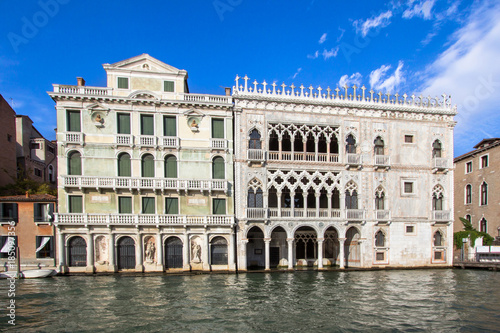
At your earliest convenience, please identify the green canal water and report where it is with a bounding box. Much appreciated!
[1,269,499,332]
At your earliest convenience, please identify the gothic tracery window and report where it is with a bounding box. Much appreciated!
[249,129,261,149]
[432,185,444,211]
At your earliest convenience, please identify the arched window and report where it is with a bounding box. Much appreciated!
[432,140,442,158]
[248,188,263,208]
[269,131,279,151]
[118,153,131,177]
[48,165,54,182]
[375,231,385,247]
[345,190,358,209]
[434,231,443,246]
[249,129,261,149]
[432,185,444,211]
[331,188,340,209]
[481,182,488,205]
[480,218,487,233]
[68,151,81,175]
[465,214,471,222]
[346,134,356,154]
[375,187,385,210]
[210,237,228,265]
[68,236,87,267]
[374,137,384,155]
[465,184,472,204]
[141,154,155,177]
[212,156,224,179]
[164,155,177,178]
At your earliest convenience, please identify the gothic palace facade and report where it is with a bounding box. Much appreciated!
[49,55,456,273]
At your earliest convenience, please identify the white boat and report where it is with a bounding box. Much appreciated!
[0,269,56,279]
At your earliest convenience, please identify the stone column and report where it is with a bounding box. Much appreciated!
[203,233,210,271]
[228,232,236,271]
[291,191,295,217]
[240,239,248,271]
[287,238,294,270]
[135,234,144,272]
[277,193,282,218]
[156,233,164,271]
[57,228,66,272]
[327,194,332,218]
[183,233,190,271]
[339,237,346,269]
[86,233,94,273]
[317,238,324,269]
[264,238,271,270]
[315,193,320,217]
[108,233,116,272]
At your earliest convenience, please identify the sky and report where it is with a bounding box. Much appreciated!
[1,0,499,157]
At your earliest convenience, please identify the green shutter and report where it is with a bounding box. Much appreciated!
[67,110,81,132]
[212,119,224,139]
[117,113,131,134]
[164,81,174,92]
[165,198,179,214]
[118,77,129,89]
[69,196,83,213]
[213,199,226,215]
[163,116,176,136]
[142,154,155,177]
[119,197,132,214]
[68,152,82,175]
[212,157,224,179]
[141,115,154,135]
[165,155,177,178]
[142,197,155,214]
[118,153,131,177]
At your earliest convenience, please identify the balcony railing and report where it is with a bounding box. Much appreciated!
[138,135,157,147]
[375,210,391,220]
[268,151,340,163]
[432,157,448,169]
[62,176,228,193]
[266,208,342,219]
[246,208,268,219]
[161,136,179,148]
[374,155,390,167]
[433,210,450,221]
[115,134,133,146]
[346,154,362,166]
[55,213,234,226]
[211,139,228,149]
[346,209,366,220]
[247,149,265,163]
[53,84,113,96]
[65,132,83,145]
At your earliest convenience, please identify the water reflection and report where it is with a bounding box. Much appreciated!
[1,270,499,332]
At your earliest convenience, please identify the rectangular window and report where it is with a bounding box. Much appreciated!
[141,114,154,135]
[67,110,81,132]
[117,113,131,134]
[31,142,41,149]
[434,251,443,260]
[48,145,55,154]
[34,203,54,222]
[481,155,489,168]
[164,81,175,92]
[142,197,155,214]
[404,182,413,194]
[36,236,54,258]
[213,198,226,215]
[68,196,83,213]
[0,236,18,259]
[465,186,472,204]
[34,168,42,177]
[212,118,225,139]
[404,135,413,143]
[466,161,472,174]
[118,77,129,89]
[165,198,179,215]
[118,197,132,214]
[376,252,385,261]
[406,225,415,234]
[163,116,177,137]
[0,203,18,223]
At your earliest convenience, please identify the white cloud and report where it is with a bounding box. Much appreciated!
[403,0,436,20]
[307,50,319,59]
[419,1,500,155]
[322,47,339,60]
[369,61,405,92]
[319,33,327,44]
[337,27,345,42]
[292,68,302,79]
[353,10,393,37]
[339,73,363,87]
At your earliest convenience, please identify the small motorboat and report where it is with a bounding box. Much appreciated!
[0,269,56,279]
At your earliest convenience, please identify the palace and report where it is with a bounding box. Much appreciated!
[49,55,456,273]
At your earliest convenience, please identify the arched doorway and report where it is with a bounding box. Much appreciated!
[210,237,228,265]
[323,227,340,266]
[345,227,360,267]
[246,227,265,269]
[117,236,136,270]
[270,226,287,268]
[68,236,87,267]
[294,226,317,266]
[165,237,183,269]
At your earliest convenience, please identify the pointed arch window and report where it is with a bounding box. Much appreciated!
[432,140,442,158]
[345,190,358,209]
[212,156,225,179]
[346,134,356,154]
[118,153,131,177]
[480,182,488,206]
[375,231,385,247]
[465,184,472,204]
[68,151,82,175]
[374,137,384,155]
[375,190,385,210]
[434,231,443,247]
[480,218,487,232]
[249,129,261,149]
[432,186,444,211]
[164,155,177,178]
[248,188,263,208]
[141,154,155,178]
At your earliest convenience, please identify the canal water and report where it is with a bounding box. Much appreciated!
[1,269,499,332]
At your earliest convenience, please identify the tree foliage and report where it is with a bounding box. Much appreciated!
[453,217,493,249]
[0,177,57,196]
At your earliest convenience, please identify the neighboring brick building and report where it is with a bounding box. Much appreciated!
[0,95,17,187]
[454,138,500,239]
[0,193,56,268]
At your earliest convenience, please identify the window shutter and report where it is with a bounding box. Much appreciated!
[69,196,83,213]
[118,154,131,177]
[118,77,129,89]
[117,113,131,134]
[142,197,155,214]
[141,115,154,135]
[212,119,224,138]
[119,197,132,214]
[67,111,81,132]
[164,81,174,92]
[213,199,226,215]
[165,198,179,214]
[165,156,177,178]
[212,157,224,179]
[163,116,177,136]
[142,155,155,177]
[68,152,82,175]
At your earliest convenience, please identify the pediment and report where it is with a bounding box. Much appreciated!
[183,109,205,118]
[85,103,110,115]
[103,54,183,74]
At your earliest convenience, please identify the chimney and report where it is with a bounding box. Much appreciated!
[77,77,86,86]
[225,87,231,96]
[25,191,29,198]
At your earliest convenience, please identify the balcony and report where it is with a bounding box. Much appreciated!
[62,176,229,194]
[160,136,179,149]
[246,208,268,220]
[64,132,84,146]
[267,151,340,163]
[138,135,157,148]
[433,210,451,222]
[375,210,391,221]
[53,84,112,96]
[432,157,448,172]
[346,209,366,221]
[346,154,362,169]
[210,138,228,150]
[267,208,342,219]
[55,213,234,226]
[374,155,390,170]
[247,149,265,164]
[115,134,133,146]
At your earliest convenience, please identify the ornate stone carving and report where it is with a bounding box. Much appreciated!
[144,236,156,263]
[191,236,203,264]
[95,235,108,265]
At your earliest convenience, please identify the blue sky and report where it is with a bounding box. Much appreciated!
[1,0,499,157]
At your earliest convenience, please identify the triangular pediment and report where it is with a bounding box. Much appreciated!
[85,103,110,115]
[103,54,183,74]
